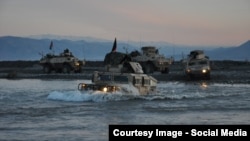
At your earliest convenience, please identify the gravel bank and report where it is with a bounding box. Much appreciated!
[1,61,250,84]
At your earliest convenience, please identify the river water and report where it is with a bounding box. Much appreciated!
[0,79,250,140]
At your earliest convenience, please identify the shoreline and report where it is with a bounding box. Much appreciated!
[1,60,250,84]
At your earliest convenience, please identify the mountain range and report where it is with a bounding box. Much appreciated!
[0,35,249,61]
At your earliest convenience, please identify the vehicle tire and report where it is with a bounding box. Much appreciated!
[77,67,82,73]
[186,74,193,81]
[143,64,153,74]
[56,69,62,73]
[161,68,169,74]
[205,73,211,80]
[62,64,71,74]
[43,65,51,74]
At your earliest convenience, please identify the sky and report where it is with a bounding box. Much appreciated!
[0,0,250,46]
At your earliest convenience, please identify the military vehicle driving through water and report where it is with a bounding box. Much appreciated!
[130,46,172,74]
[78,38,158,95]
[183,50,211,80]
[39,43,85,73]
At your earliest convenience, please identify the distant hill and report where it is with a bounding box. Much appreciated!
[0,36,137,61]
[206,40,250,61]
[0,35,249,61]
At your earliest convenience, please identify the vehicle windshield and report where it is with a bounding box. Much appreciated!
[199,60,208,65]
[188,60,208,66]
[99,74,129,83]
[114,75,129,82]
[188,62,196,66]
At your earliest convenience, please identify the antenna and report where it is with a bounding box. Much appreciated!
[39,52,44,58]
[123,46,128,54]
[82,42,85,60]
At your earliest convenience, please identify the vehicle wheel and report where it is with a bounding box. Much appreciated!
[56,69,62,73]
[43,65,51,74]
[161,68,169,74]
[62,64,71,73]
[77,67,82,73]
[143,64,153,74]
[186,74,193,81]
[205,73,211,80]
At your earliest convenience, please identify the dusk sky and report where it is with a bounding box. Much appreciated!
[0,0,249,46]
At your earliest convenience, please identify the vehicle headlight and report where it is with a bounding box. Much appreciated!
[202,69,207,73]
[75,62,80,66]
[103,87,108,92]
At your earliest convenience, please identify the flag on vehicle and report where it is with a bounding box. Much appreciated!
[111,38,116,52]
[49,41,53,50]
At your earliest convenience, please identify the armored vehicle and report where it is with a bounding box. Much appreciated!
[40,48,85,73]
[130,46,172,74]
[183,50,211,80]
[78,38,158,95]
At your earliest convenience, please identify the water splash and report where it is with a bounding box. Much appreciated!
[47,82,249,102]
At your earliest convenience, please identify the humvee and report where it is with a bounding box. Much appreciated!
[78,38,158,95]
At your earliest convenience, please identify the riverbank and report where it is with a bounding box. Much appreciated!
[1,60,250,84]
